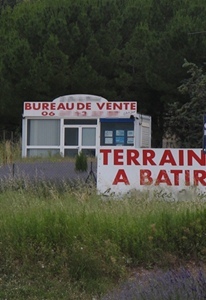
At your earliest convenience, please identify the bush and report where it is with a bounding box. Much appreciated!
[75,152,88,172]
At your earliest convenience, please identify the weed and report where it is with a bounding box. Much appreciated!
[1,182,206,299]
[75,151,88,172]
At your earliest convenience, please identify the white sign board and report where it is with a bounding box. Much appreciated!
[97,147,206,195]
[23,101,137,118]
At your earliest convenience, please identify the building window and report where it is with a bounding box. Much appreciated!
[82,128,96,146]
[64,119,97,125]
[65,128,78,146]
[27,149,60,157]
[100,118,134,146]
[27,119,60,146]
[64,149,78,157]
[82,149,96,157]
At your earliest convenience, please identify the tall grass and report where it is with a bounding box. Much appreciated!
[0,139,97,163]
[1,179,206,299]
[0,140,21,164]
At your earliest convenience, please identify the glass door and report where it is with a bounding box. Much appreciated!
[81,127,96,157]
[64,127,79,157]
[64,125,97,157]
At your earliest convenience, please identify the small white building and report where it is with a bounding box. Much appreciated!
[22,94,151,157]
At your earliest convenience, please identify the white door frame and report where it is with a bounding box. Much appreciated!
[63,124,98,156]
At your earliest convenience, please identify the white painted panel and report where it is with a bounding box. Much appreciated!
[97,147,206,195]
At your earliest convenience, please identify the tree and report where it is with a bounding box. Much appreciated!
[1,0,206,146]
[166,60,206,148]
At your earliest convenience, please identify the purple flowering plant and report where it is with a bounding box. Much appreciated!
[103,267,206,300]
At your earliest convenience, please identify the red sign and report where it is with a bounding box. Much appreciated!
[23,101,137,118]
[97,148,206,196]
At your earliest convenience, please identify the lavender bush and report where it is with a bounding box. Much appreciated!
[103,267,206,300]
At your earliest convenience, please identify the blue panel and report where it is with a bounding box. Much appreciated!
[100,118,134,123]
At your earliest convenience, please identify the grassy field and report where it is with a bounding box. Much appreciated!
[0,140,80,164]
[1,177,206,299]
[1,140,206,299]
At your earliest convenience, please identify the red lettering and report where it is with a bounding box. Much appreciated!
[127,150,140,165]
[114,149,124,165]
[179,150,184,166]
[112,169,130,185]
[107,103,112,110]
[25,103,32,110]
[96,103,104,110]
[170,170,182,185]
[57,103,66,110]
[77,103,85,110]
[159,150,176,166]
[113,103,122,110]
[188,150,206,166]
[51,103,56,110]
[194,170,206,186]
[65,103,74,110]
[131,103,136,110]
[99,149,111,165]
[185,170,190,186]
[140,169,153,185]
[155,170,172,185]
[33,103,41,110]
[42,103,49,110]
[142,150,156,165]
[86,103,91,110]
[123,102,129,109]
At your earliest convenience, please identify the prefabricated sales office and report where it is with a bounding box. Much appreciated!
[22,94,151,157]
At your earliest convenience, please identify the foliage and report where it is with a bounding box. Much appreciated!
[0,0,206,145]
[1,183,206,298]
[75,151,88,172]
[166,60,206,147]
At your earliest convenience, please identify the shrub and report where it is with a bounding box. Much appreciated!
[75,152,88,172]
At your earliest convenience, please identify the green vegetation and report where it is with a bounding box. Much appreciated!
[0,0,206,146]
[75,151,88,172]
[1,180,206,299]
[0,140,88,164]
[166,60,206,148]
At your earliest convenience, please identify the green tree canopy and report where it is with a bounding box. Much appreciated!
[0,0,206,147]
[166,60,206,147]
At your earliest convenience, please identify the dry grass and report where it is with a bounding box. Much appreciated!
[0,139,97,164]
